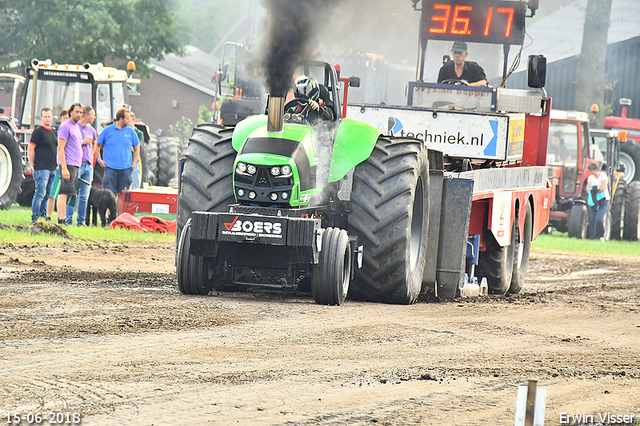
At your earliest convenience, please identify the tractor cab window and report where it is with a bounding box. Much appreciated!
[547,122,578,166]
[21,80,92,128]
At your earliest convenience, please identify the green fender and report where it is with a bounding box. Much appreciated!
[328,118,380,182]
[232,115,268,151]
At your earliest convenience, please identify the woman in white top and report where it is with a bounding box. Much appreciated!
[586,162,610,241]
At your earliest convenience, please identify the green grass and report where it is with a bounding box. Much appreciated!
[0,205,175,244]
[3,204,638,256]
[532,232,640,259]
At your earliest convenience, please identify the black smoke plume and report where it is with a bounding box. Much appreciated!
[262,0,339,96]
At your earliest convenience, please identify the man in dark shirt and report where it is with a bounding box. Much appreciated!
[437,41,488,87]
[28,107,58,222]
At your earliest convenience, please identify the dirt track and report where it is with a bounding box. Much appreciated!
[1,241,639,425]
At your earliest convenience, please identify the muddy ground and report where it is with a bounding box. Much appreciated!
[0,241,639,425]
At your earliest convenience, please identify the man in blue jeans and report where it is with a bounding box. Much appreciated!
[66,106,97,225]
[57,103,84,225]
[97,107,140,217]
[28,107,58,222]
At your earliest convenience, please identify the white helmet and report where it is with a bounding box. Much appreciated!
[294,75,319,100]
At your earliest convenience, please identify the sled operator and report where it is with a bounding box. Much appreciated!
[437,41,488,87]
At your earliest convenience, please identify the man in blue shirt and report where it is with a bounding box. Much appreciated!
[97,107,140,217]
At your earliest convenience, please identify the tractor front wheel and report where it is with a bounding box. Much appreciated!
[610,180,626,240]
[623,181,640,241]
[568,203,589,239]
[177,220,216,295]
[312,227,351,305]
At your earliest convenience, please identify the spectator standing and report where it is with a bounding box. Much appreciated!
[66,106,97,225]
[47,110,69,220]
[28,107,58,222]
[97,107,140,216]
[56,103,84,225]
[128,111,144,190]
[586,162,610,241]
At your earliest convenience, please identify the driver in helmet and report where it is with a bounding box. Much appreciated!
[289,75,335,122]
[437,41,487,87]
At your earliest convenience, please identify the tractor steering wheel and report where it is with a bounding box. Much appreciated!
[440,79,470,86]
[284,98,319,126]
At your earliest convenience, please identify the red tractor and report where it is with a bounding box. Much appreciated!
[547,109,640,240]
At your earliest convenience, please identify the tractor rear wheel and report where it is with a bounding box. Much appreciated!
[157,136,179,187]
[0,125,23,209]
[623,181,640,241]
[568,203,589,239]
[348,137,429,304]
[610,180,626,240]
[509,203,532,294]
[177,220,216,295]
[312,227,351,305]
[619,142,640,182]
[477,218,516,295]
[145,134,159,185]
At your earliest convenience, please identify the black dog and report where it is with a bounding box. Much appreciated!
[85,187,117,227]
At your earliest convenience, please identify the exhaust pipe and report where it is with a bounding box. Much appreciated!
[267,96,284,133]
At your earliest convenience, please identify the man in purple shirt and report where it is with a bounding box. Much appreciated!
[66,106,97,225]
[57,103,84,225]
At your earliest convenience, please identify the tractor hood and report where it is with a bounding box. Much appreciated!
[232,116,320,207]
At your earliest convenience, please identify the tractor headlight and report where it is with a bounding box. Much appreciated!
[281,165,292,176]
[269,192,278,201]
[248,191,256,199]
[236,162,247,173]
[247,164,257,175]
[237,188,245,197]
[281,192,289,200]
[270,166,280,176]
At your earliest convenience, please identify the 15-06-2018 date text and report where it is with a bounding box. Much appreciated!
[5,412,81,424]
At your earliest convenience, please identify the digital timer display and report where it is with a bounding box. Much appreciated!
[421,0,527,45]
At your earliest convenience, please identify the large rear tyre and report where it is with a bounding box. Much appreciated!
[348,137,429,304]
[157,136,179,187]
[509,203,532,294]
[477,217,516,295]
[177,220,216,295]
[312,228,351,305]
[16,177,35,207]
[177,124,236,243]
[623,181,640,241]
[619,142,640,182]
[568,203,589,239]
[146,134,159,185]
[0,125,23,209]
[610,180,626,240]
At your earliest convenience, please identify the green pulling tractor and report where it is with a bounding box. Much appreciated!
[177,61,430,305]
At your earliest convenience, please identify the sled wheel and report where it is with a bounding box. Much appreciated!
[477,217,516,295]
[509,203,532,294]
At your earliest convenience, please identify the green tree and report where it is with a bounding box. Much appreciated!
[169,0,252,54]
[0,0,184,75]
[575,0,614,125]
[198,105,214,124]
